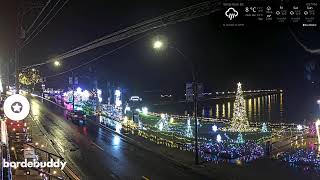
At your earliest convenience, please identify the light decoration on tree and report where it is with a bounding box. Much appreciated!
[114,89,121,107]
[297,125,303,131]
[212,125,218,132]
[316,119,320,145]
[236,133,245,144]
[261,122,268,133]
[216,134,222,143]
[230,82,250,132]
[156,113,169,131]
[19,69,41,86]
[100,110,264,164]
[124,106,131,114]
[82,90,90,101]
[142,107,148,115]
[184,116,193,138]
[97,89,102,102]
[279,149,320,171]
[63,88,94,109]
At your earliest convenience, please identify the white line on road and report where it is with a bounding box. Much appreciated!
[91,141,104,151]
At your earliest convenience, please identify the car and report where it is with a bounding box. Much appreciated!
[66,111,87,125]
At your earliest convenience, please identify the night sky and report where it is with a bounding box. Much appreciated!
[1,0,320,95]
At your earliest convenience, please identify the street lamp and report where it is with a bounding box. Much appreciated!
[151,38,199,164]
[153,40,163,50]
[54,60,61,67]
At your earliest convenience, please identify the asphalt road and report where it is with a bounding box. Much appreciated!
[29,98,203,180]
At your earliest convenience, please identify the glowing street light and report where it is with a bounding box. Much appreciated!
[153,40,163,50]
[151,35,199,164]
[54,60,61,67]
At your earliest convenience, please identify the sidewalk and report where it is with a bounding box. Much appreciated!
[27,116,69,180]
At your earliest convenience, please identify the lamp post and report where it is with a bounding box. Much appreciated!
[153,39,199,164]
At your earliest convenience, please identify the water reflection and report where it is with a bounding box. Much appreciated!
[201,93,284,122]
[113,135,121,146]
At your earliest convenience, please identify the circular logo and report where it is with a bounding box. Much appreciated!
[3,94,30,121]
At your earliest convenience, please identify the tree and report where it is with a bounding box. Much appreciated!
[236,132,245,144]
[156,114,169,131]
[230,82,249,132]
[261,122,268,133]
[19,69,41,86]
[184,116,193,138]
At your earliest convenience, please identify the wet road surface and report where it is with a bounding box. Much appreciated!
[29,98,204,180]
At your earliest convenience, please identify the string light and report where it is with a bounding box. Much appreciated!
[229,82,250,132]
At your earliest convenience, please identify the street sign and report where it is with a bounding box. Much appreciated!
[197,83,204,99]
[74,77,79,85]
[3,94,30,121]
[69,77,78,85]
[186,83,204,102]
[186,83,193,102]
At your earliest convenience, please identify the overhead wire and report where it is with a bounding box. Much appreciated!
[23,0,70,48]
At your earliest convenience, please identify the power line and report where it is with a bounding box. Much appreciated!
[25,0,52,34]
[23,0,61,43]
[44,33,149,79]
[23,0,70,48]
[23,0,221,70]
[55,1,221,60]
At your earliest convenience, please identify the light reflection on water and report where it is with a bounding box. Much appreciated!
[202,94,283,122]
[153,93,292,123]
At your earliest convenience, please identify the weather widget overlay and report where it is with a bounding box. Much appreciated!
[222,0,319,27]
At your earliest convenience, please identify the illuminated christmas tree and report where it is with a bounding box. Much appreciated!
[261,122,268,132]
[230,82,249,132]
[156,114,169,131]
[184,116,193,138]
[236,132,245,143]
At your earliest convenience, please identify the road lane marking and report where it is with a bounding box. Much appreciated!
[91,141,104,151]
[142,176,150,180]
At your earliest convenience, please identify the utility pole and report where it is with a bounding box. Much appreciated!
[15,3,24,94]
[193,81,199,164]
[72,71,75,112]
[15,42,20,94]
[94,78,100,113]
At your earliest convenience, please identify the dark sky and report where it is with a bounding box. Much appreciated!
[2,0,320,95]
